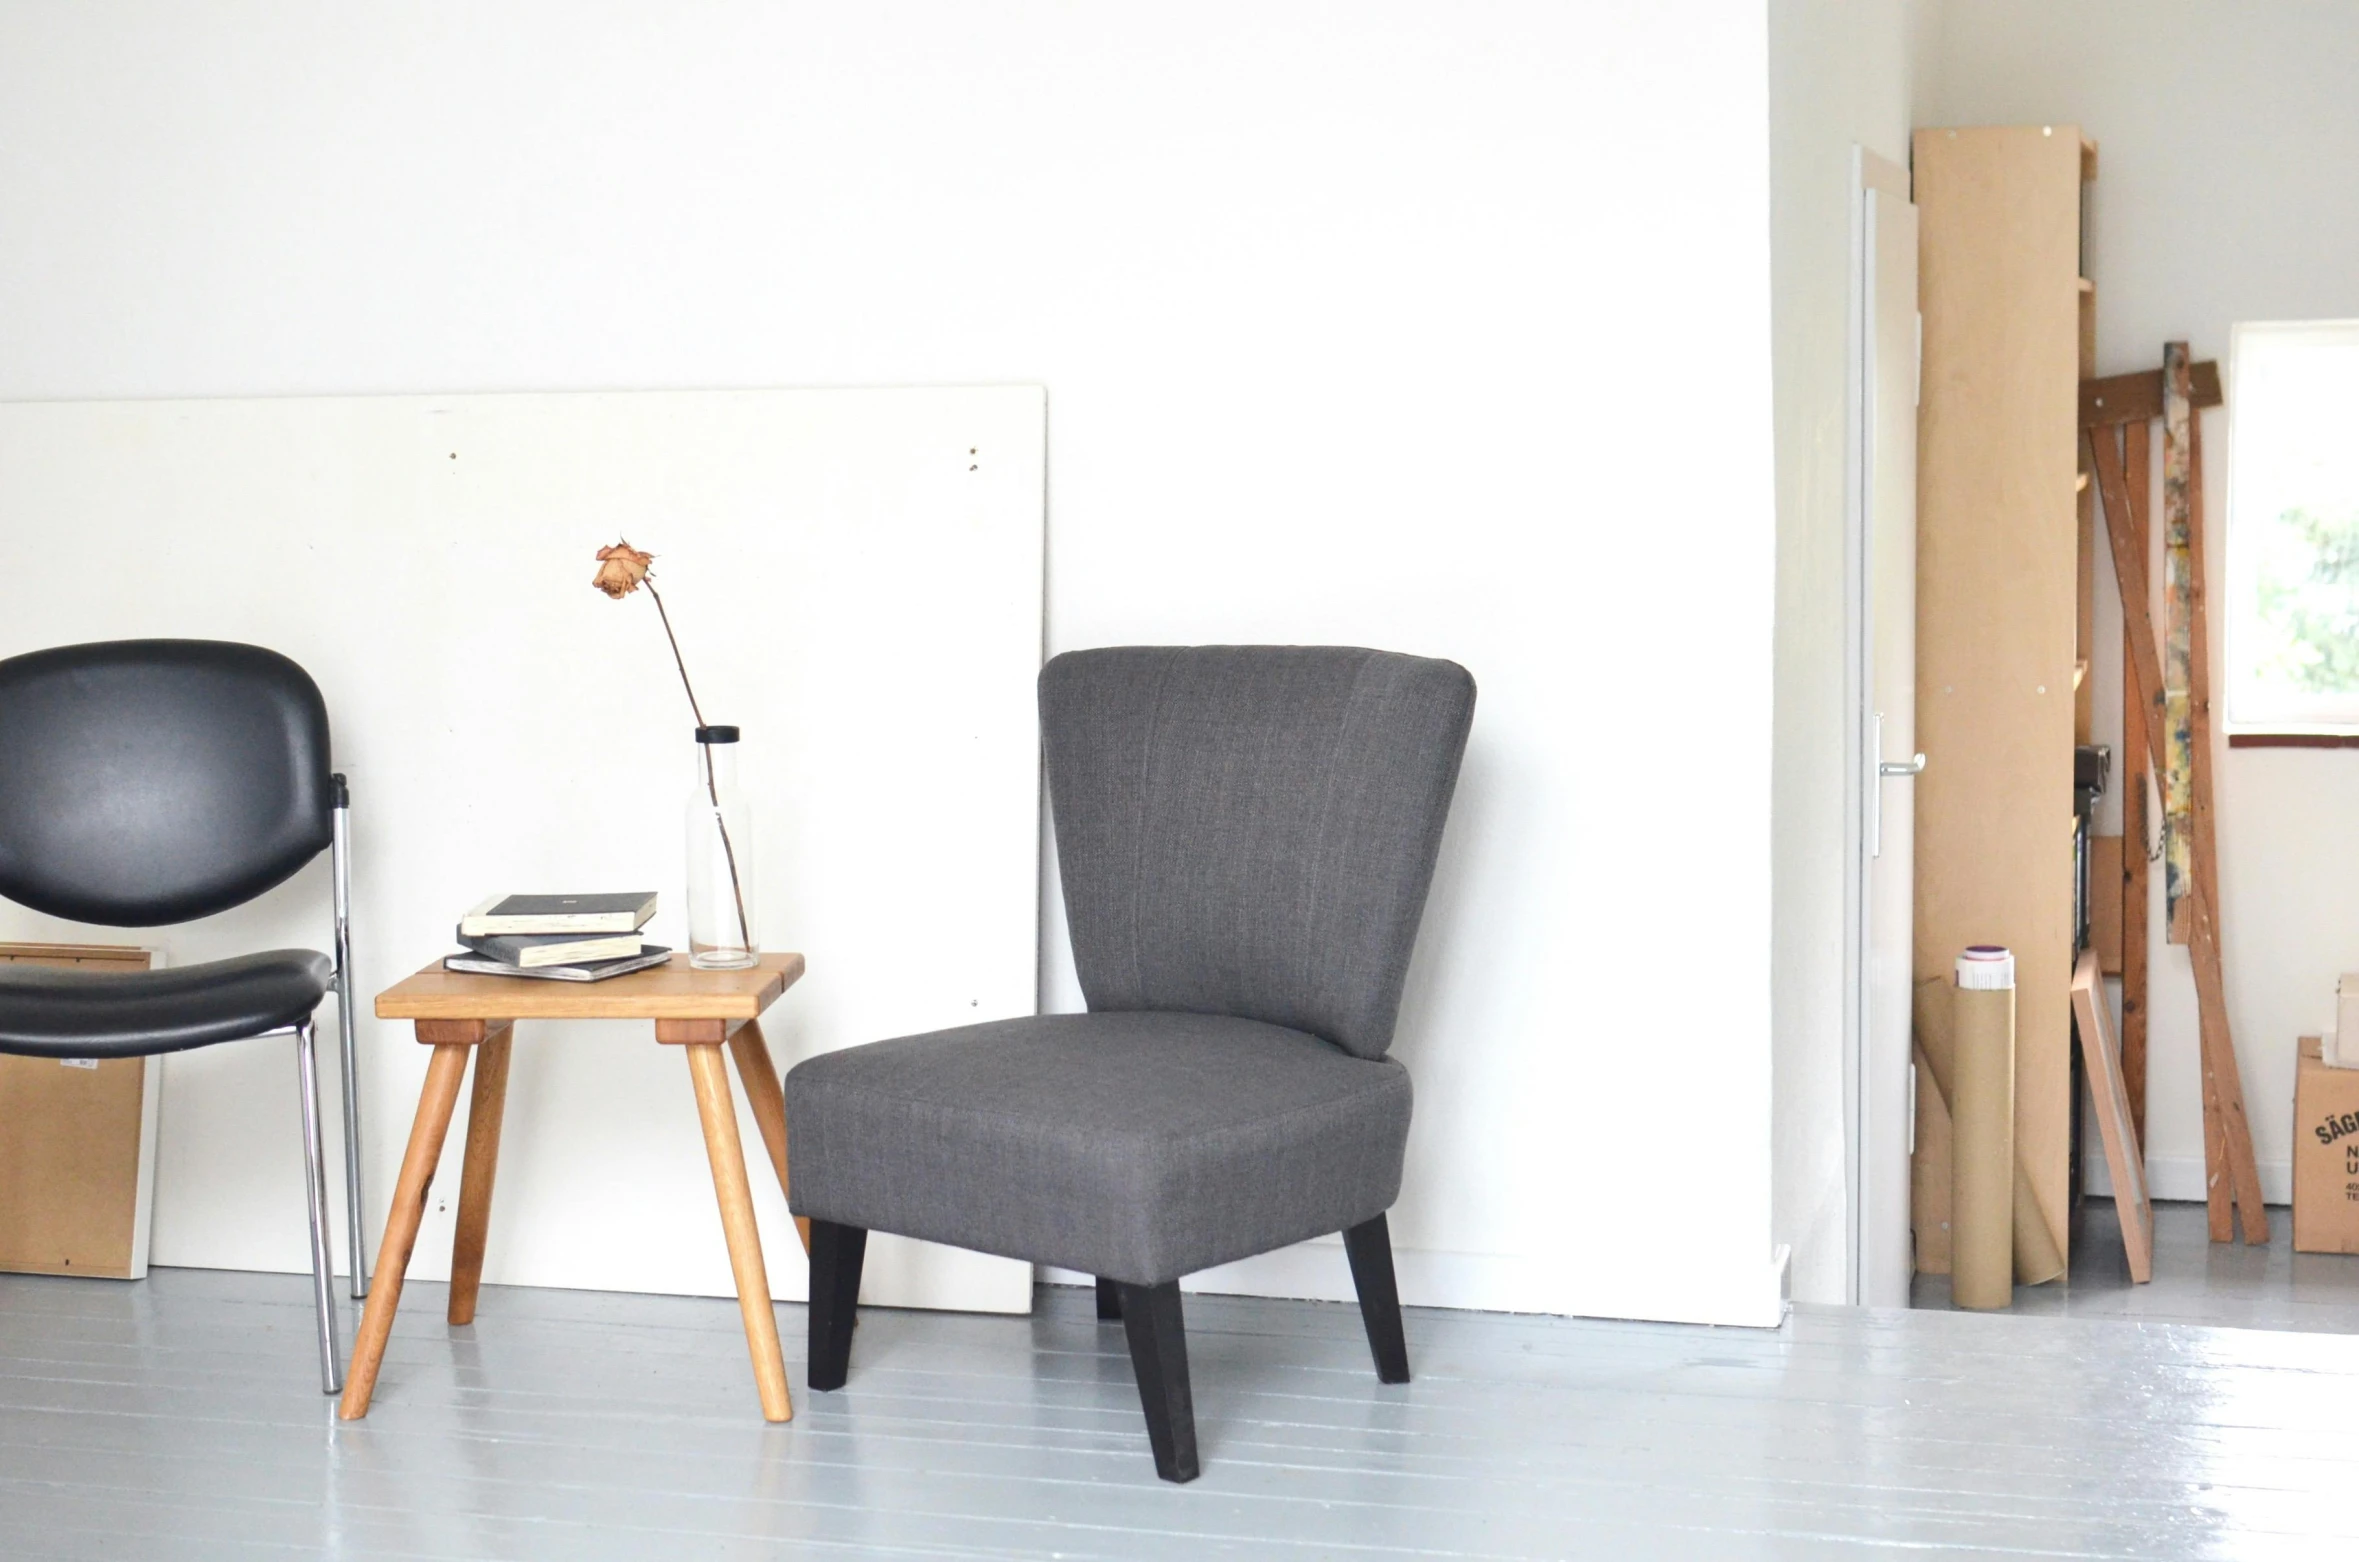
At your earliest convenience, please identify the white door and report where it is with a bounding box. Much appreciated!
[1854,163,1920,1306]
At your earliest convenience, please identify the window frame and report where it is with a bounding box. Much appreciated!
[2221,317,2359,743]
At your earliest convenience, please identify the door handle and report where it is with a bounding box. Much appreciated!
[1869,715,1923,860]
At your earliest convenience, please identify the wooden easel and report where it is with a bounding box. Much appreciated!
[2082,347,2269,1244]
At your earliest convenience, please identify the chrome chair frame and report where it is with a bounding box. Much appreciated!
[331,775,368,1302]
[249,1013,344,1392]
[185,775,362,1394]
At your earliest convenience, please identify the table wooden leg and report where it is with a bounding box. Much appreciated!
[686,1042,792,1422]
[727,1019,812,1255]
[448,1025,513,1325]
[340,1042,472,1420]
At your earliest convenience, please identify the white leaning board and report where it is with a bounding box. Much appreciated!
[0,387,1044,1313]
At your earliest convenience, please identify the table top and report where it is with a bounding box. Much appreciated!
[376,952,805,1021]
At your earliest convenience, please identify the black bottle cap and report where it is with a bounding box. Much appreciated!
[695,725,741,744]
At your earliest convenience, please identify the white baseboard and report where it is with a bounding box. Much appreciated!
[1046,1240,1793,1329]
[2086,1152,2293,1207]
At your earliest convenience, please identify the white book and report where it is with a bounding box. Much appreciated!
[459,891,658,937]
[442,946,674,983]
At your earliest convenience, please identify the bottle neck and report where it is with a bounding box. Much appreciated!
[696,740,740,793]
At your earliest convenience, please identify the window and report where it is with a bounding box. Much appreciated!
[2227,320,2359,735]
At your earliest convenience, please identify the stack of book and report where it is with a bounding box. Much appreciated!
[444,893,669,982]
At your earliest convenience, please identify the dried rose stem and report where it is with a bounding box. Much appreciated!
[647,581,753,955]
[645,582,708,728]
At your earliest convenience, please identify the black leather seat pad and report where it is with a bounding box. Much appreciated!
[0,950,333,1058]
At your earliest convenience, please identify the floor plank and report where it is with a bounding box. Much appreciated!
[1914,1197,2359,1330]
[2,1234,2357,1559]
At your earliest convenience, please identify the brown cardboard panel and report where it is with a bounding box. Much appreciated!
[1912,1041,1954,1275]
[0,947,155,1278]
[1912,125,2086,1270]
[1951,984,2016,1309]
[2295,1037,2359,1255]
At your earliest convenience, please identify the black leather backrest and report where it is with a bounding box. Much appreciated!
[0,640,334,926]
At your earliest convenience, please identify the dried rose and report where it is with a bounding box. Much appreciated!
[592,540,655,599]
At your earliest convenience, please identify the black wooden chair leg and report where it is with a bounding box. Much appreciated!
[806,1219,867,1392]
[1095,1276,1123,1320]
[1342,1213,1411,1384]
[1117,1281,1199,1482]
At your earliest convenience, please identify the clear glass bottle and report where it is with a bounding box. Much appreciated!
[686,725,758,969]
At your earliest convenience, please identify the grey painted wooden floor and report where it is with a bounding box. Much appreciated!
[1914,1197,2359,1332]
[6,1233,2359,1560]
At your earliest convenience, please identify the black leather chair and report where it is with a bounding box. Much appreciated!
[0,640,366,1393]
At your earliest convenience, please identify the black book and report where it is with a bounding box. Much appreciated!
[442,946,674,983]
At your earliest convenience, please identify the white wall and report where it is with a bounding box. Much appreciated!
[0,388,1045,1313]
[0,3,1786,1324]
[1765,0,1942,1302]
[1929,1,2359,1204]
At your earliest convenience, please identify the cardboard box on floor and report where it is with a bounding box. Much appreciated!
[2295,1036,2359,1256]
[0,943,162,1279]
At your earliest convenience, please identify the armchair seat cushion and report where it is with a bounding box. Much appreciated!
[784,1011,1412,1284]
[0,949,333,1058]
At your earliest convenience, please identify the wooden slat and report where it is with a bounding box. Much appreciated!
[2077,275,2097,746]
[2088,426,2269,1243]
[0,942,154,965]
[2181,360,2227,1239]
[2088,834,2124,974]
[414,1017,502,1046]
[2071,950,2153,1282]
[376,953,804,1021]
[2184,406,2266,1241]
[2079,361,2223,427]
[2121,419,2152,1142]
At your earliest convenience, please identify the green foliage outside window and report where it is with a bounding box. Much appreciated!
[2254,506,2359,692]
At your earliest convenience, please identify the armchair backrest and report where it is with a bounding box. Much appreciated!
[1041,645,1474,1060]
[0,639,334,927]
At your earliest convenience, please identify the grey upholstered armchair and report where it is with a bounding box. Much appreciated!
[785,644,1474,1481]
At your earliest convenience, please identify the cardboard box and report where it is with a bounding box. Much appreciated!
[2295,1036,2359,1255]
[0,943,162,1279]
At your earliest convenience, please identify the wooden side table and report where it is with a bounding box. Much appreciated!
[340,952,808,1422]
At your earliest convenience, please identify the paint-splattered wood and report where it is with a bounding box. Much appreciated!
[2088,426,2269,1244]
[2186,401,2250,1241]
[2162,344,2196,945]
[2120,417,2152,1143]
